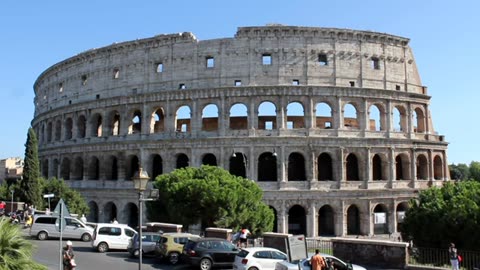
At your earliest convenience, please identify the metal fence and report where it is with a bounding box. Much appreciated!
[409,246,480,270]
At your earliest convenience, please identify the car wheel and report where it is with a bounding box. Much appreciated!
[249,267,259,270]
[81,233,91,242]
[169,252,180,264]
[199,258,212,270]
[97,242,109,253]
[37,231,48,241]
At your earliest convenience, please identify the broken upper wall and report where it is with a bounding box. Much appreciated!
[33,25,425,116]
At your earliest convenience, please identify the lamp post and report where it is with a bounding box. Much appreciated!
[132,167,149,270]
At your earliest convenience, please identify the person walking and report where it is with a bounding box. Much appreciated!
[449,243,459,270]
[310,249,326,270]
[63,241,77,270]
[239,228,251,248]
[80,214,87,224]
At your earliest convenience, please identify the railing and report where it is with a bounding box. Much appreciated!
[409,246,480,270]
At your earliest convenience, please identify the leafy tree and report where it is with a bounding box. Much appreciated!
[401,181,480,250]
[17,128,43,207]
[147,166,274,235]
[41,178,89,216]
[0,217,47,269]
[449,163,470,181]
[469,161,480,181]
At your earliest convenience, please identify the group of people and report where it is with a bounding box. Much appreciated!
[233,228,251,248]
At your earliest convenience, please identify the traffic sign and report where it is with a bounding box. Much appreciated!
[43,193,54,198]
[53,199,70,232]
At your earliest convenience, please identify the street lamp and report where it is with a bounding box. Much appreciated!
[132,167,149,270]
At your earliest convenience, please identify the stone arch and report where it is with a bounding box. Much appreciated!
[373,204,389,234]
[433,155,443,180]
[346,153,360,181]
[72,156,84,180]
[61,158,71,180]
[103,202,117,223]
[126,155,139,180]
[258,101,277,130]
[88,156,100,180]
[123,202,138,228]
[176,153,189,169]
[151,107,165,133]
[318,152,333,181]
[288,152,306,181]
[258,152,277,182]
[42,159,49,178]
[87,201,99,223]
[47,122,53,142]
[106,155,119,180]
[372,154,385,180]
[315,102,333,129]
[229,103,248,130]
[65,117,73,140]
[52,159,59,179]
[286,102,305,129]
[346,204,361,235]
[90,113,103,137]
[395,153,411,180]
[318,205,335,236]
[269,206,278,233]
[416,154,428,180]
[55,119,62,141]
[288,204,306,235]
[368,104,385,131]
[396,202,409,233]
[175,105,191,133]
[413,107,426,133]
[151,154,163,180]
[393,105,407,132]
[201,104,219,131]
[343,103,359,129]
[40,124,45,143]
[128,109,142,134]
[229,152,247,178]
[77,115,86,138]
[108,110,121,136]
[201,153,217,166]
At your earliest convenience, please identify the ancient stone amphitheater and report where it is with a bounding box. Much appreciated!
[32,25,449,237]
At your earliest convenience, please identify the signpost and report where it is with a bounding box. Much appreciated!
[43,193,54,211]
[53,199,70,270]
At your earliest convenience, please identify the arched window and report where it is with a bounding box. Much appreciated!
[413,108,426,133]
[176,154,189,169]
[258,152,277,181]
[346,153,359,180]
[317,153,333,181]
[372,154,383,180]
[288,152,306,181]
[77,115,86,138]
[286,102,305,129]
[151,108,165,133]
[176,106,191,133]
[201,104,219,131]
[434,155,443,180]
[343,103,358,129]
[416,154,428,180]
[229,103,248,130]
[129,110,142,134]
[393,106,407,132]
[315,102,333,129]
[258,101,277,130]
[202,153,217,166]
[91,114,102,137]
[368,104,383,131]
[65,118,73,140]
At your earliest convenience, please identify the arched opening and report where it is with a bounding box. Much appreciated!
[151,108,165,133]
[73,157,84,180]
[372,154,383,180]
[396,202,409,233]
[129,110,142,134]
[393,106,407,132]
[288,205,306,235]
[124,203,138,228]
[258,101,277,130]
[416,154,428,180]
[105,155,118,180]
[103,202,117,223]
[258,152,277,182]
[52,159,59,179]
[77,115,86,138]
[343,103,358,129]
[55,120,62,141]
[61,158,70,180]
[201,153,217,166]
[414,108,426,133]
[176,154,189,169]
[346,154,360,180]
[395,154,411,180]
[110,111,121,136]
[65,118,73,140]
[151,155,163,180]
[318,205,335,236]
[229,103,248,130]
[368,104,383,131]
[87,201,99,223]
[42,159,49,178]
[90,114,102,137]
[47,122,52,142]
[434,155,443,180]
[288,152,306,181]
[126,155,139,180]
[175,106,191,133]
[229,152,247,178]
[88,156,100,180]
[315,102,333,129]
[269,206,278,233]
[317,153,333,181]
[347,205,361,235]
[201,104,219,131]
[286,102,305,129]
[373,204,389,234]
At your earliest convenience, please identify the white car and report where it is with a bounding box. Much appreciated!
[275,253,367,270]
[91,223,137,252]
[234,247,289,270]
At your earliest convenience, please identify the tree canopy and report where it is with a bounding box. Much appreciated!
[401,180,480,250]
[41,178,89,216]
[147,165,274,235]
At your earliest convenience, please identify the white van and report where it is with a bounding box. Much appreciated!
[29,215,93,241]
[91,223,137,252]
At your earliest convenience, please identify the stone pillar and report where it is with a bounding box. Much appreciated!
[166,100,176,133]
[280,146,286,182]
[367,201,374,236]
[365,148,371,182]
[339,148,345,182]
[142,103,149,135]
[390,201,397,234]
[389,148,396,185]
[279,202,287,233]
[411,148,417,185]
[191,100,199,137]
[407,102,414,138]
[428,149,434,181]
[305,97,314,129]
[338,200,346,236]
[335,97,342,130]
[249,100,256,130]
[361,98,368,132]
[386,100,392,137]
[310,149,316,183]
[248,146,254,180]
[219,97,226,136]
[308,202,317,237]
[278,97,286,130]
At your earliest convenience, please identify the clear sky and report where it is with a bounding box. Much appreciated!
[0,0,477,165]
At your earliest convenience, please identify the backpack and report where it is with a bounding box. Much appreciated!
[458,255,462,263]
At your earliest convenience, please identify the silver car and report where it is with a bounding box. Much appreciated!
[127,232,162,257]
[29,215,93,241]
[275,253,367,270]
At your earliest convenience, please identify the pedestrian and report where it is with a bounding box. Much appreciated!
[63,240,77,270]
[112,218,118,224]
[239,227,251,248]
[449,243,459,270]
[80,214,87,224]
[0,201,6,215]
[309,249,326,270]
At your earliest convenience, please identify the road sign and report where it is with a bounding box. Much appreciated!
[53,199,70,232]
[43,193,54,198]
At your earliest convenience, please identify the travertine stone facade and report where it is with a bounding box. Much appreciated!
[32,25,449,237]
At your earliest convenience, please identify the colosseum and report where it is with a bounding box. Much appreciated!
[32,25,449,237]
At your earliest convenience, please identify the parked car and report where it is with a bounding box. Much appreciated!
[155,232,200,264]
[182,237,240,270]
[91,223,137,252]
[29,215,93,241]
[127,232,162,257]
[234,247,288,270]
[275,253,367,270]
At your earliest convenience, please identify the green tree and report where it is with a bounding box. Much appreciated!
[18,128,43,207]
[469,161,480,181]
[147,166,274,235]
[41,178,89,216]
[0,218,47,270]
[449,163,470,180]
[401,181,480,250]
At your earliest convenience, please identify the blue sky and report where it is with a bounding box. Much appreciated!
[0,0,477,165]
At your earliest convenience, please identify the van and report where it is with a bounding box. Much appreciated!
[29,215,93,241]
[91,223,137,252]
